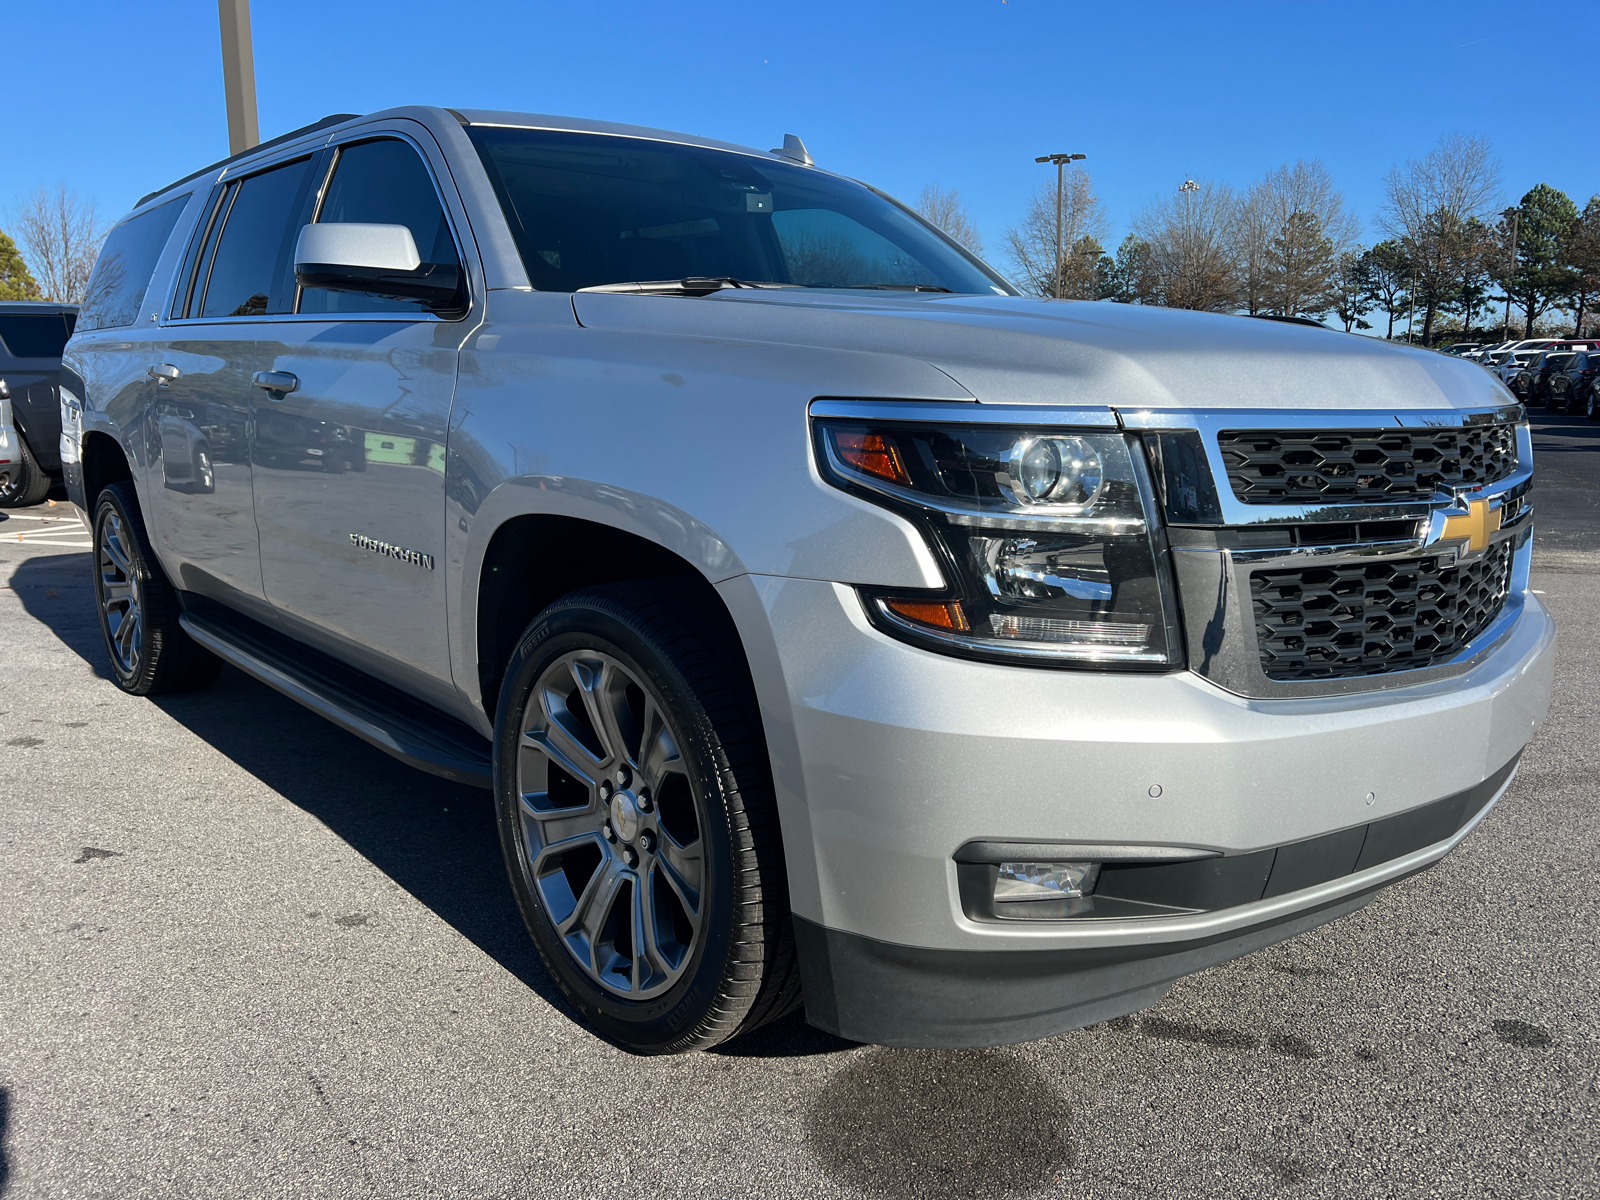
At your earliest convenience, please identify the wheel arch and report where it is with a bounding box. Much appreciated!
[473,512,746,726]
[78,430,134,512]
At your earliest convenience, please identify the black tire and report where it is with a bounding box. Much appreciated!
[92,481,223,696]
[0,431,53,507]
[493,582,800,1054]
[1587,389,1600,421]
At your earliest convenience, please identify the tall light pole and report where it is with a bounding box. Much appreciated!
[219,0,260,154]
[1501,206,1520,341]
[1034,152,1087,299]
[1178,180,1199,303]
[1407,268,1417,344]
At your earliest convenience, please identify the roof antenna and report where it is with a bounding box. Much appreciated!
[770,134,814,167]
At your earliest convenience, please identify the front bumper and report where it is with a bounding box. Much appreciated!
[739,574,1555,1045]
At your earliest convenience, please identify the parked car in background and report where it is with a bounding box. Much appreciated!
[1549,351,1599,415]
[0,302,78,506]
[60,106,1554,1054]
[1495,350,1542,386]
[1514,351,1576,407]
[1439,342,1481,356]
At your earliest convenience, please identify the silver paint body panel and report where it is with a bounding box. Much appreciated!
[61,106,1555,972]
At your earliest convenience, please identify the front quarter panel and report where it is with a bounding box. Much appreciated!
[445,289,967,717]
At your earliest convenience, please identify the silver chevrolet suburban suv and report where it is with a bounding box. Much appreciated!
[62,107,1555,1054]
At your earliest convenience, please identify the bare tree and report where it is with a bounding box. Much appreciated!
[1133,179,1239,311]
[1379,134,1501,344]
[914,184,983,255]
[1003,167,1109,299]
[11,185,105,305]
[1233,192,1275,315]
[1235,160,1361,318]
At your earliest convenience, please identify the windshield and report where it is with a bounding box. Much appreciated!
[467,127,1013,296]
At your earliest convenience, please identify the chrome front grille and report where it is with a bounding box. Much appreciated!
[1249,541,1513,681]
[1218,424,1517,504]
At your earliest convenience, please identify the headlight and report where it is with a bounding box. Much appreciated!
[814,415,1183,667]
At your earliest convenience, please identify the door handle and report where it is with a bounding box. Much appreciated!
[252,371,299,399]
[148,363,181,386]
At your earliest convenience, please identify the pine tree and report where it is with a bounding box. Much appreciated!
[0,228,41,300]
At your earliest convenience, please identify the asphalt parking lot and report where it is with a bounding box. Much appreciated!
[2,413,1597,1200]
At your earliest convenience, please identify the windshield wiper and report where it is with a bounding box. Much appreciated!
[577,277,799,296]
[843,283,955,293]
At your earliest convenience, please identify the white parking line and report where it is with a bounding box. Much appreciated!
[0,512,90,546]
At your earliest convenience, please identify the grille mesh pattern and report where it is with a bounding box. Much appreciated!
[1219,425,1517,504]
[1250,541,1513,680]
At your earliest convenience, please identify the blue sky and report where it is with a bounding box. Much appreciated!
[9,0,1598,277]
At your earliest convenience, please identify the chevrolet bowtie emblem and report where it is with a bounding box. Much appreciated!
[1440,498,1500,554]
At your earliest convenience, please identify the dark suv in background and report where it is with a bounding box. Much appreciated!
[1550,350,1600,416]
[1513,350,1575,408]
[0,301,78,506]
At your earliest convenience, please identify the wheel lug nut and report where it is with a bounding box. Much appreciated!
[637,788,652,812]
[599,780,614,800]
[603,821,616,842]
[622,846,638,867]
[615,765,632,789]
[639,831,655,853]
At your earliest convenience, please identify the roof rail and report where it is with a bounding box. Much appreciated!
[135,113,362,208]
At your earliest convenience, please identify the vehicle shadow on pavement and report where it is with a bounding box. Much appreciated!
[157,667,574,1008]
[6,552,109,680]
[9,551,854,1058]
[8,551,576,1022]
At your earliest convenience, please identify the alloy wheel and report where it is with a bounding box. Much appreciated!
[97,508,143,677]
[516,650,704,1000]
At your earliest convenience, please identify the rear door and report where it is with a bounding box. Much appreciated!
[153,153,324,616]
[252,129,472,704]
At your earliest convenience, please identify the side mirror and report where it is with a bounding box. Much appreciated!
[294,223,463,311]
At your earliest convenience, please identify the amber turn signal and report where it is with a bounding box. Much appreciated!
[832,430,910,485]
[884,599,970,631]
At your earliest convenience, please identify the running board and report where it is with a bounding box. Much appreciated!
[178,605,494,789]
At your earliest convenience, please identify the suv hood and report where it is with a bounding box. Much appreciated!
[571,290,1513,413]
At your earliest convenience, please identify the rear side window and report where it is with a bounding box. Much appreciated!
[199,157,321,318]
[0,312,74,359]
[299,138,459,315]
[77,195,192,331]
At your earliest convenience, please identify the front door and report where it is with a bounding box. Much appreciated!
[253,133,469,704]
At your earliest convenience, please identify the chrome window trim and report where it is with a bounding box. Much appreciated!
[155,311,448,328]
[161,124,474,328]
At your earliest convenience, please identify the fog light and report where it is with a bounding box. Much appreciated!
[995,860,1100,901]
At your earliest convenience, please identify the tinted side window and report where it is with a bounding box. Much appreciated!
[200,157,319,318]
[299,138,458,315]
[169,185,227,319]
[77,195,192,331]
[0,313,73,359]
